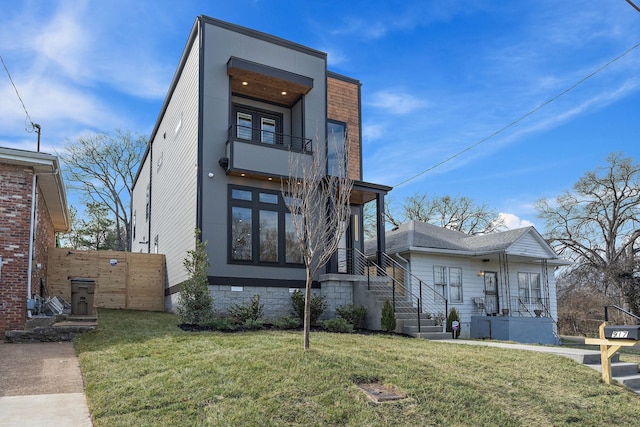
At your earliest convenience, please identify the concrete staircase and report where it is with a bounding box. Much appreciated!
[583,355,640,394]
[366,280,449,340]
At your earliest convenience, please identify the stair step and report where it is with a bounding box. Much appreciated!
[402,325,444,334]
[615,374,640,391]
[612,362,640,377]
[412,332,451,340]
[583,353,621,365]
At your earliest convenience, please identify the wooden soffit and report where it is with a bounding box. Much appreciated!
[227,57,313,106]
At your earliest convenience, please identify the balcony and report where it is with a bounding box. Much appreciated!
[225,125,312,179]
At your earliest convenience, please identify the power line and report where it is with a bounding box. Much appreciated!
[1,54,37,133]
[626,0,640,13]
[393,40,640,188]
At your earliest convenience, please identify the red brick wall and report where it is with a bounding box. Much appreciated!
[33,187,55,299]
[0,164,33,332]
[0,163,57,332]
[327,76,361,181]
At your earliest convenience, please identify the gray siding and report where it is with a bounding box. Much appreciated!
[150,31,201,288]
[199,21,327,284]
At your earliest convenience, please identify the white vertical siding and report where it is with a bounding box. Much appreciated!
[149,32,200,289]
[130,154,150,253]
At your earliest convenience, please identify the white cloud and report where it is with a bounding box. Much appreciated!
[363,123,385,143]
[368,91,428,115]
[499,213,534,230]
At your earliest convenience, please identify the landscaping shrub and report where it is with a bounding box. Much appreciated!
[336,304,367,328]
[242,319,263,330]
[227,294,264,324]
[290,289,327,324]
[321,318,354,333]
[176,230,215,325]
[381,299,396,332]
[202,317,236,331]
[446,307,461,338]
[272,317,300,329]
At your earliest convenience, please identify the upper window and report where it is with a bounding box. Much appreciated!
[233,104,282,145]
[327,121,346,177]
[229,185,303,267]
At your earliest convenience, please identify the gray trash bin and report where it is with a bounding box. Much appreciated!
[71,278,96,316]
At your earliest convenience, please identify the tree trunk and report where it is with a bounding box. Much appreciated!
[303,272,312,350]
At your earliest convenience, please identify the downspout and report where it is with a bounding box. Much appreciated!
[27,173,38,304]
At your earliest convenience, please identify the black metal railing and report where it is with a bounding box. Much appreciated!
[510,296,551,317]
[334,248,448,333]
[604,305,640,323]
[228,125,313,153]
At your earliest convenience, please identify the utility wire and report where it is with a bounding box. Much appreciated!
[393,40,640,188]
[1,54,37,133]
[626,0,640,13]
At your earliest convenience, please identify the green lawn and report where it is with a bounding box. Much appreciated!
[76,310,640,426]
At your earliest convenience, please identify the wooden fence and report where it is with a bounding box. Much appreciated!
[47,248,165,312]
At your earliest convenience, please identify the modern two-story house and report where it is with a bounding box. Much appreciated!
[131,16,390,317]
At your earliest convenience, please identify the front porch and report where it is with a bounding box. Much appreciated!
[470,315,559,345]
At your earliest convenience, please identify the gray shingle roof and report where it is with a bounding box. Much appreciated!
[379,220,534,254]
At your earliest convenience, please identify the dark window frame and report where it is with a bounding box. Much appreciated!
[327,119,347,177]
[232,103,284,146]
[228,184,304,267]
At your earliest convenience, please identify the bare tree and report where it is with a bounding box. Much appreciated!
[537,153,640,315]
[282,137,353,350]
[384,193,504,235]
[58,129,147,251]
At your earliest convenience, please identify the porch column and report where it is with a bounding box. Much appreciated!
[376,192,386,267]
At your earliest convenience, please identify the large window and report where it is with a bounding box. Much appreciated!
[434,266,463,303]
[229,185,303,266]
[233,104,282,145]
[327,120,346,177]
[518,272,541,302]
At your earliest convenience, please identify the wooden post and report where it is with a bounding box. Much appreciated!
[584,322,638,385]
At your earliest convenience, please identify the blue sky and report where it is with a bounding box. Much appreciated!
[1,0,640,231]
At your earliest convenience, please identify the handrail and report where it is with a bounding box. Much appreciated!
[604,305,640,322]
[376,252,449,320]
[333,248,449,333]
[228,125,313,153]
[355,249,448,331]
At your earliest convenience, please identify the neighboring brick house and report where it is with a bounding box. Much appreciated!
[131,16,391,316]
[0,147,69,333]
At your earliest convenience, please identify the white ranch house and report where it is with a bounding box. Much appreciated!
[369,220,570,344]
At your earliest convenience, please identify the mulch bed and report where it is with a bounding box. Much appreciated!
[177,323,414,338]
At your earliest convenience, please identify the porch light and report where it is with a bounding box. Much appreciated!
[478,271,485,277]
[242,81,248,86]
[281,91,287,95]
[240,173,246,177]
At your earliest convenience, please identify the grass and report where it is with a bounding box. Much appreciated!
[76,310,640,426]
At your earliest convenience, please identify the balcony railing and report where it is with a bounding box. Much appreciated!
[228,125,313,153]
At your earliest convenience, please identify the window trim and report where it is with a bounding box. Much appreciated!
[327,119,347,177]
[518,271,541,302]
[228,184,304,267]
[232,104,283,145]
[433,265,463,303]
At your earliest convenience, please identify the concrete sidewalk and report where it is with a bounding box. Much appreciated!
[0,342,92,426]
